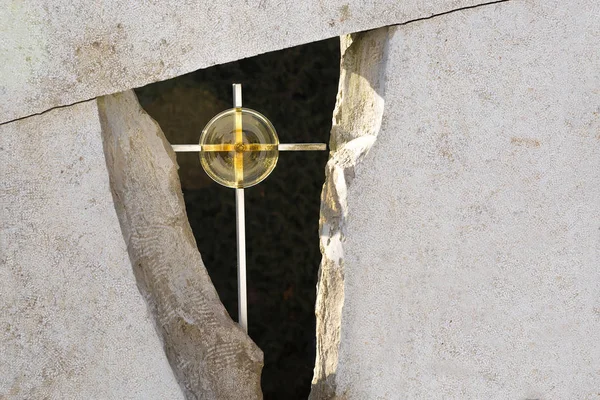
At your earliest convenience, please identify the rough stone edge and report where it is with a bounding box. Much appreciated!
[309,28,389,400]
[98,90,263,400]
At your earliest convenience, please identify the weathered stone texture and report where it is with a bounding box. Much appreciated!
[0,0,489,124]
[313,0,600,398]
[98,90,263,400]
[311,28,388,400]
[0,101,184,399]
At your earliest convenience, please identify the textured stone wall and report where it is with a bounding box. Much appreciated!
[0,0,488,124]
[2,0,599,398]
[313,0,600,398]
[0,101,185,399]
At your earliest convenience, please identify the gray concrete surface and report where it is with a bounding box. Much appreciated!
[313,0,600,398]
[0,101,185,399]
[0,0,489,124]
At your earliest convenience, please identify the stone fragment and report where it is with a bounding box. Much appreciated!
[0,101,184,399]
[311,28,388,400]
[313,0,600,398]
[98,90,263,400]
[0,0,490,123]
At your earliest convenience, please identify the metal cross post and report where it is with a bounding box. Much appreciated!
[171,83,326,333]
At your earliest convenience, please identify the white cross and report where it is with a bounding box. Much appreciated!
[172,84,326,333]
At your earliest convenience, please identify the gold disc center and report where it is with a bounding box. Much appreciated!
[235,142,245,153]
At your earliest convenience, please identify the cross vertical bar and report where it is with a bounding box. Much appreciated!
[236,188,247,333]
[233,83,248,333]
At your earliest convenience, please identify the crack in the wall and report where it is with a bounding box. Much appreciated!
[395,0,510,27]
[97,90,263,400]
[0,97,97,127]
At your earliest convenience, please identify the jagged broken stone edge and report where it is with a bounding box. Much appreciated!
[98,90,264,400]
[310,28,388,400]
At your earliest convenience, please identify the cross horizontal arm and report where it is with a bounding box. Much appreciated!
[278,143,327,151]
[171,143,327,153]
[171,144,202,152]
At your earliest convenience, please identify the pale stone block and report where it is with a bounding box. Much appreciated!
[314,0,600,398]
[0,101,185,399]
[0,0,486,123]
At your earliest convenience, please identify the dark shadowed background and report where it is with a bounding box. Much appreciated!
[135,37,339,399]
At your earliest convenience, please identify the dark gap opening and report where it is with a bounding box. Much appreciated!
[135,38,339,399]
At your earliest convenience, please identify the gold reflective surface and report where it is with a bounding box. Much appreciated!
[199,108,279,188]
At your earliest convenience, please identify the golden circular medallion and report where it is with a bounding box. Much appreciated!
[199,108,279,188]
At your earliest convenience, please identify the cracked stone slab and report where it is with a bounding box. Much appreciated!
[98,90,263,400]
[0,0,490,124]
[0,100,184,399]
[313,0,600,398]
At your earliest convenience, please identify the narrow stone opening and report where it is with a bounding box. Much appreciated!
[135,38,339,399]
